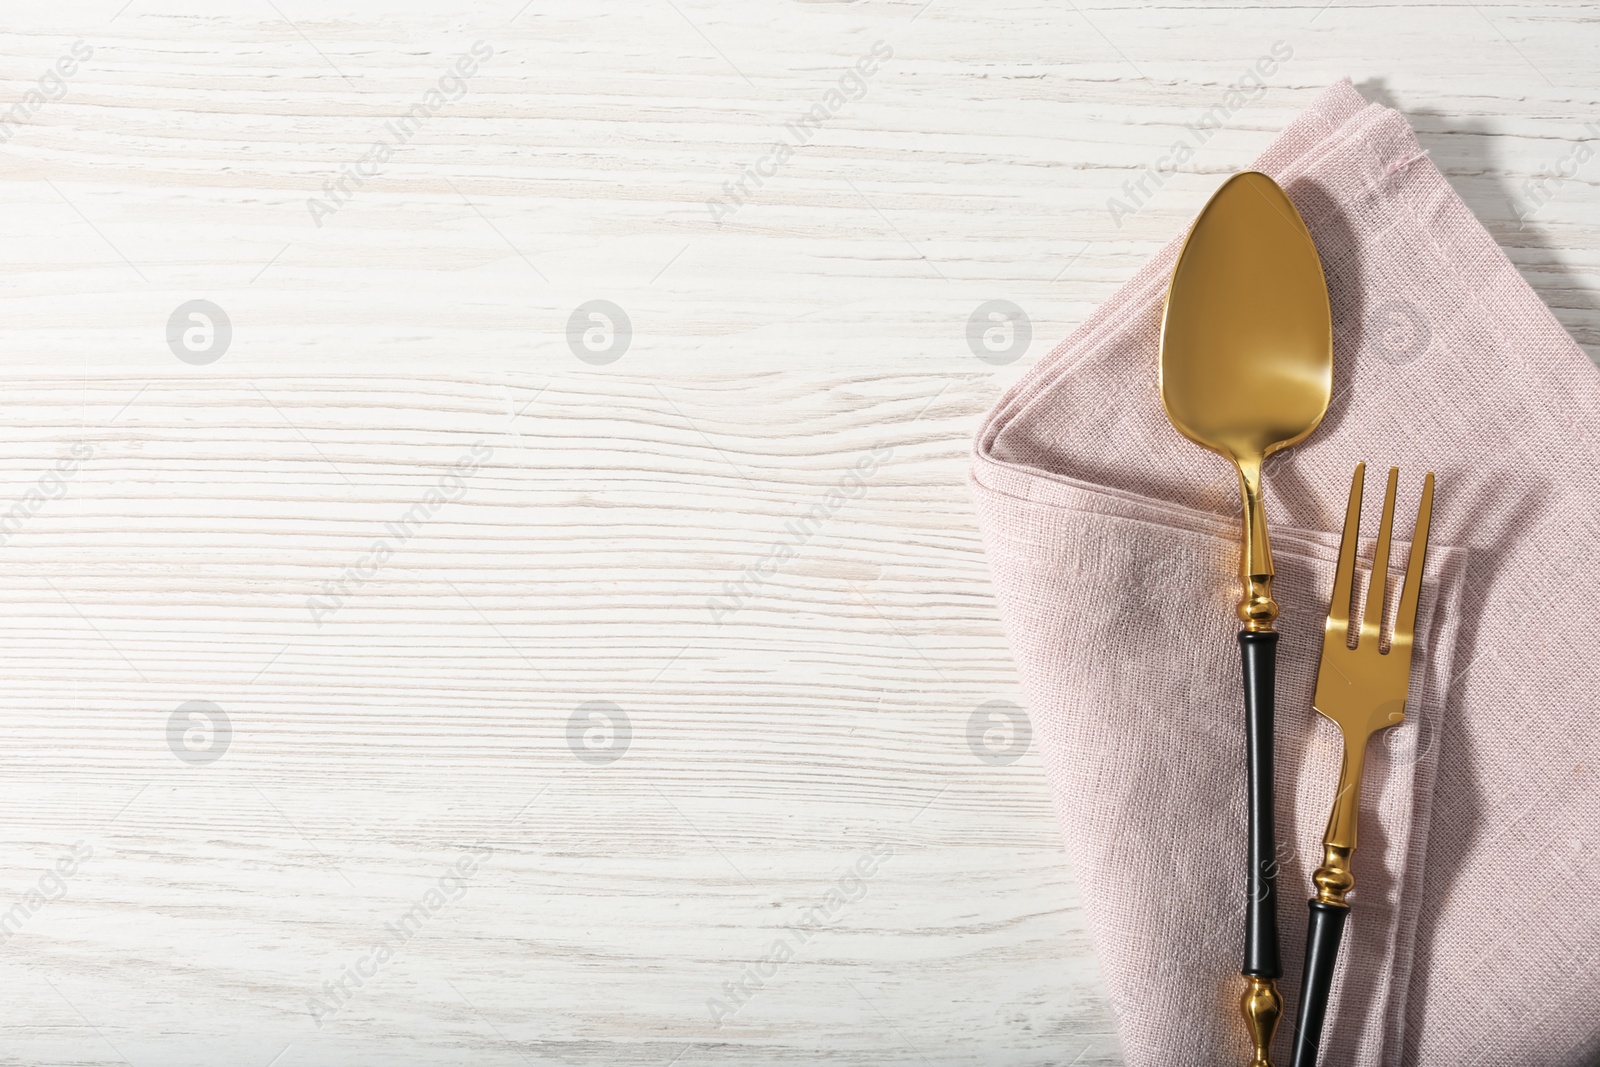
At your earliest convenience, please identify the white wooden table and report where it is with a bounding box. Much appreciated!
[0,2,1594,1064]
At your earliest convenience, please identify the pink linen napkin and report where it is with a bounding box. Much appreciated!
[971,79,1600,1066]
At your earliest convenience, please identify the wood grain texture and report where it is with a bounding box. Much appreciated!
[0,2,1594,1064]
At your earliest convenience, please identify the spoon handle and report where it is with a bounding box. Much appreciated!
[1238,630,1283,1065]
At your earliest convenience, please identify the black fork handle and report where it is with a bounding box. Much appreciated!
[1290,899,1349,1067]
[1239,630,1282,979]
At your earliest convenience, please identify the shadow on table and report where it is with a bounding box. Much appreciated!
[1357,77,1600,365]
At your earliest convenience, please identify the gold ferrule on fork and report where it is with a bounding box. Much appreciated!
[1312,733,1365,908]
[1312,843,1355,908]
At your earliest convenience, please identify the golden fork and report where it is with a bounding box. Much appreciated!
[1288,463,1434,1067]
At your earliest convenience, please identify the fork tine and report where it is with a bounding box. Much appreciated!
[1360,467,1400,646]
[1393,471,1435,649]
[1328,462,1365,636]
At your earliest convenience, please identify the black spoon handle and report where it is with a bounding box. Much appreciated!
[1290,900,1350,1067]
[1239,630,1282,979]
[1237,630,1283,1066]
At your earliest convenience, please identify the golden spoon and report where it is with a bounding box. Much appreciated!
[1159,171,1333,1067]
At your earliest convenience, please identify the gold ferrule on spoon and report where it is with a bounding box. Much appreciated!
[1242,975,1284,1067]
[1235,456,1278,632]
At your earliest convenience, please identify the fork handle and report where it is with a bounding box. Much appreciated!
[1290,899,1349,1067]
[1239,630,1282,978]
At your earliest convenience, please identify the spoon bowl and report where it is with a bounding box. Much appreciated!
[1161,170,1333,626]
